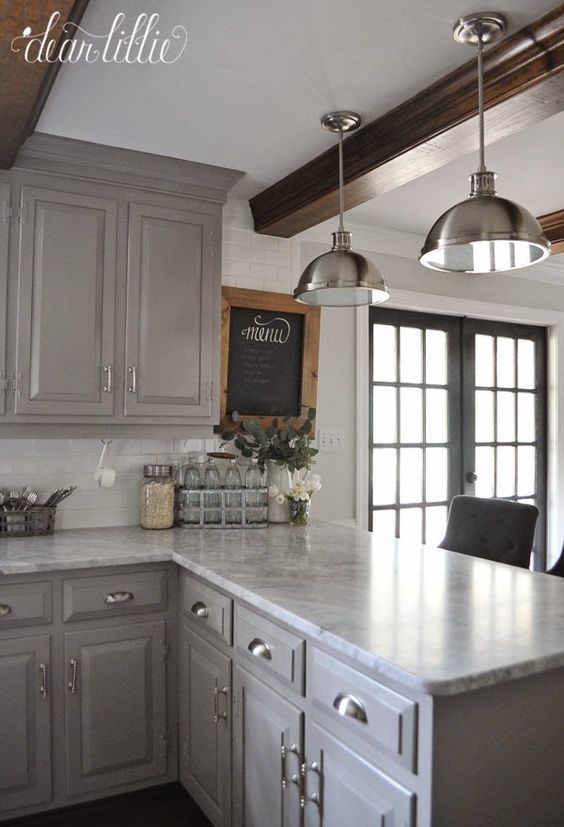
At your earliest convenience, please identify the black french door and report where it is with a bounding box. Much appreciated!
[369,308,547,568]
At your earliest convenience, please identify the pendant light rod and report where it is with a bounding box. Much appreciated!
[477,24,485,172]
[338,127,345,232]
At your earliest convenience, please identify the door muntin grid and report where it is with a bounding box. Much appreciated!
[369,310,461,546]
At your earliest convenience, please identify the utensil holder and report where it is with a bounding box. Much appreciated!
[0,507,56,537]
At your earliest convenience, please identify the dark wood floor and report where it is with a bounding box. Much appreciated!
[7,783,212,827]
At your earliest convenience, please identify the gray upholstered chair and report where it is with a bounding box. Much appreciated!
[438,495,538,568]
[547,545,564,577]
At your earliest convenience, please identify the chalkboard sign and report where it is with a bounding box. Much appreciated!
[227,306,304,416]
[220,288,320,429]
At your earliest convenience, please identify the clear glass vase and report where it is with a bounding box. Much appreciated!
[288,497,311,526]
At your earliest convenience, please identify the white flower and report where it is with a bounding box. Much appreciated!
[275,493,286,505]
[268,484,280,498]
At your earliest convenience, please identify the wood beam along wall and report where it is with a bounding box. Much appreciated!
[250,6,564,238]
[0,1,89,169]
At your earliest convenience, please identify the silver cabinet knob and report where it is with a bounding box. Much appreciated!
[190,601,209,618]
[104,591,134,604]
[466,471,478,483]
[332,692,368,723]
[248,638,272,660]
[0,604,12,617]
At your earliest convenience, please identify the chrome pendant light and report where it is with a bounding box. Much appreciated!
[419,12,550,274]
[294,112,389,306]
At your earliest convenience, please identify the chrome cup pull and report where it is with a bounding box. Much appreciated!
[248,637,272,660]
[104,591,134,604]
[68,658,79,694]
[0,604,12,617]
[39,663,48,699]
[190,601,209,618]
[332,693,368,723]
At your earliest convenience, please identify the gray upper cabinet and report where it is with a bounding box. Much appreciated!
[0,634,52,813]
[64,620,167,796]
[124,202,216,419]
[14,185,117,417]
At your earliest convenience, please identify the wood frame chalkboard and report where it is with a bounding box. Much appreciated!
[220,287,320,431]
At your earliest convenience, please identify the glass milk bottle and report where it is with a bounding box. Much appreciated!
[224,459,242,525]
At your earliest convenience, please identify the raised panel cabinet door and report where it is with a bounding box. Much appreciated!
[233,666,302,827]
[303,720,416,827]
[64,620,167,796]
[0,635,51,813]
[14,185,117,416]
[180,625,231,827]
[124,202,216,418]
[0,183,9,416]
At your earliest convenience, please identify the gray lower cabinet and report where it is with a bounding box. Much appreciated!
[0,634,52,813]
[233,665,303,827]
[304,720,416,827]
[124,201,216,419]
[0,183,9,416]
[64,620,167,796]
[180,624,231,826]
[14,184,117,417]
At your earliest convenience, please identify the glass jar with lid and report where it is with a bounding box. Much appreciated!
[140,464,175,529]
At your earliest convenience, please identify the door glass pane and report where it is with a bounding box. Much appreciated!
[475,447,495,497]
[373,324,396,382]
[400,508,422,543]
[400,448,423,504]
[517,393,535,443]
[400,327,422,383]
[517,446,536,496]
[475,334,494,387]
[475,391,494,442]
[372,509,396,540]
[496,446,515,497]
[425,505,448,547]
[373,449,396,505]
[426,447,447,502]
[400,388,422,443]
[496,392,515,443]
[426,389,447,442]
[426,330,447,385]
[373,386,396,443]
[497,337,515,388]
[517,339,535,389]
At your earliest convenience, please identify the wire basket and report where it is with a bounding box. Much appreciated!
[0,507,56,537]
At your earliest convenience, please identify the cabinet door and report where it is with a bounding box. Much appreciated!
[0,183,9,416]
[124,201,216,418]
[14,185,117,416]
[233,666,302,827]
[180,625,231,826]
[304,720,415,827]
[64,620,167,796]
[0,635,51,813]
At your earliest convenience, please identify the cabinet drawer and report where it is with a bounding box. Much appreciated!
[235,605,305,694]
[182,574,233,646]
[63,569,168,622]
[308,647,418,772]
[0,581,52,628]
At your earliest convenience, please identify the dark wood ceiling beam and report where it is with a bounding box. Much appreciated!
[539,209,564,255]
[251,5,564,238]
[0,1,90,169]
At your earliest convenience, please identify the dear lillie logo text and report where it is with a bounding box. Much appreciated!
[11,12,188,64]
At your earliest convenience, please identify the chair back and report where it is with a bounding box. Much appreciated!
[438,495,538,568]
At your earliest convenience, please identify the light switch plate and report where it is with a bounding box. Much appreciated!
[318,428,344,453]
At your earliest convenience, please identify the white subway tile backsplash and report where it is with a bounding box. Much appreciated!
[222,258,251,279]
[223,243,265,263]
[0,440,36,456]
[250,234,279,251]
[140,439,174,454]
[264,249,291,268]
[33,439,71,455]
[223,227,251,245]
[249,262,279,282]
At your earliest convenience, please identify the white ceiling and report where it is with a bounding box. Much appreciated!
[38,0,557,204]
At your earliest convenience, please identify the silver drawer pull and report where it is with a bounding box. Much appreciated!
[0,604,12,617]
[128,365,137,393]
[191,601,210,618]
[104,591,134,604]
[68,658,79,694]
[248,637,272,660]
[39,663,48,699]
[332,693,368,723]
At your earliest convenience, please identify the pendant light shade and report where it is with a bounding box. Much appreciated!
[419,13,550,274]
[294,112,389,307]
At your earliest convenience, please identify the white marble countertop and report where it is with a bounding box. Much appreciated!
[1,520,564,696]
